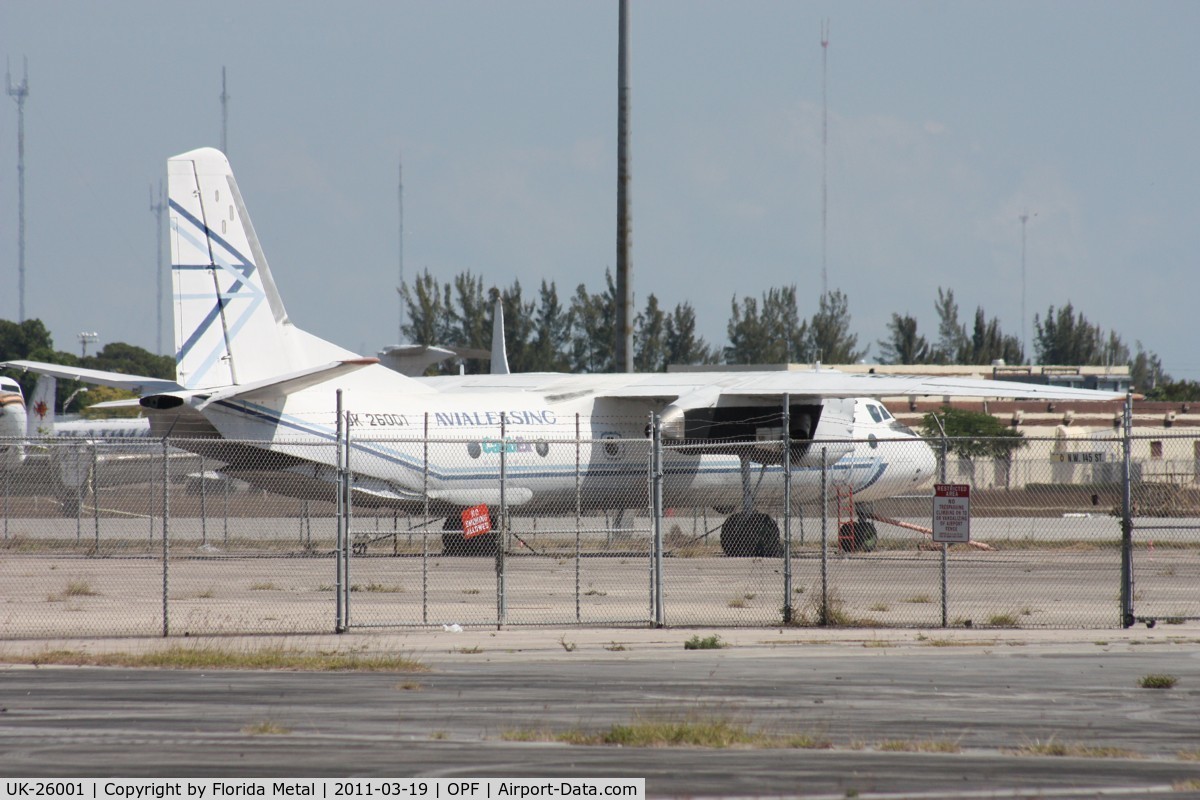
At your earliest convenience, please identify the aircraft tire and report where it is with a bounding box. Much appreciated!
[720,512,781,557]
[441,517,498,557]
[838,521,878,553]
[59,494,81,517]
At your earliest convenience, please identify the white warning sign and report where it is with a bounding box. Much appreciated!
[932,483,971,543]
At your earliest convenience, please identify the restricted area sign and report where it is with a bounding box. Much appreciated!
[932,483,971,543]
[461,504,493,539]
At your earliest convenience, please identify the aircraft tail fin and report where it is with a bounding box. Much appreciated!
[491,297,510,375]
[168,148,357,390]
[29,375,55,435]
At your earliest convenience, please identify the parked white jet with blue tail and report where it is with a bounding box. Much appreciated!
[3,148,1125,556]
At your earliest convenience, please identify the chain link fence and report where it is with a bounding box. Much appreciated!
[1,420,1197,638]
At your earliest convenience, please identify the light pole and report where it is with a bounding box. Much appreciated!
[78,331,98,358]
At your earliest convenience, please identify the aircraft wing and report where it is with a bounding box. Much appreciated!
[591,371,1129,403]
[1,360,182,395]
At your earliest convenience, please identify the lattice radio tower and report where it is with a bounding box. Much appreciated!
[7,57,30,322]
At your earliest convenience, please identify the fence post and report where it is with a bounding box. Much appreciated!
[92,443,99,547]
[422,412,429,625]
[199,453,207,547]
[938,424,949,629]
[651,413,664,628]
[820,446,828,626]
[162,438,170,637]
[575,413,582,623]
[497,412,507,627]
[335,390,345,633]
[1120,391,1135,628]
[343,406,353,629]
[782,394,793,625]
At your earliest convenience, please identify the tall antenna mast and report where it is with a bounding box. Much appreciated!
[615,0,633,372]
[220,66,230,154]
[7,57,30,322]
[150,181,168,355]
[820,20,830,298]
[397,154,405,342]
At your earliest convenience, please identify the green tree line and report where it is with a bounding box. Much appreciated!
[4,280,1196,401]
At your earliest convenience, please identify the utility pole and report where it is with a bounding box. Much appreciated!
[7,57,30,322]
[820,20,830,298]
[1019,210,1033,360]
[615,0,633,373]
[220,66,230,154]
[150,181,168,355]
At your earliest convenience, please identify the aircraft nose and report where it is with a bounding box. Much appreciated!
[910,437,938,488]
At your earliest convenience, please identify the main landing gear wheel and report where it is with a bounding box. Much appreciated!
[441,515,498,557]
[838,520,878,553]
[720,512,782,557]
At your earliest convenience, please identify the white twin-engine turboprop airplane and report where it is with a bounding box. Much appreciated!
[2,148,1125,556]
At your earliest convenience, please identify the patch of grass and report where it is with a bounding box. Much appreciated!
[508,712,833,751]
[14,646,427,672]
[684,634,727,650]
[63,579,98,597]
[1163,615,1188,625]
[395,681,423,691]
[462,588,480,595]
[876,739,961,753]
[357,583,404,593]
[195,587,216,599]
[604,642,628,652]
[727,598,748,609]
[804,588,877,627]
[1178,749,1200,762]
[249,581,280,591]
[905,594,932,604]
[456,645,483,654]
[869,602,889,612]
[1139,674,1178,689]
[430,731,448,740]
[243,720,290,735]
[501,728,559,742]
[558,636,577,653]
[862,639,892,648]
[919,637,999,648]
[584,589,607,597]
[985,612,1019,627]
[1012,737,1139,759]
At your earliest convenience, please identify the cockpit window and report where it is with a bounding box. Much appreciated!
[866,404,883,423]
[877,405,893,420]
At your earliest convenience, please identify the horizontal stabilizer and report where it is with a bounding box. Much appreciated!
[195,358,381,410]
[0,360,182,395]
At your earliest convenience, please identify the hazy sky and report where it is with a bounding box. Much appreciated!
[2,1,1198,380]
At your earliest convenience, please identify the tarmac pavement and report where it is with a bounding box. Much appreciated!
[2,627,1200,797]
